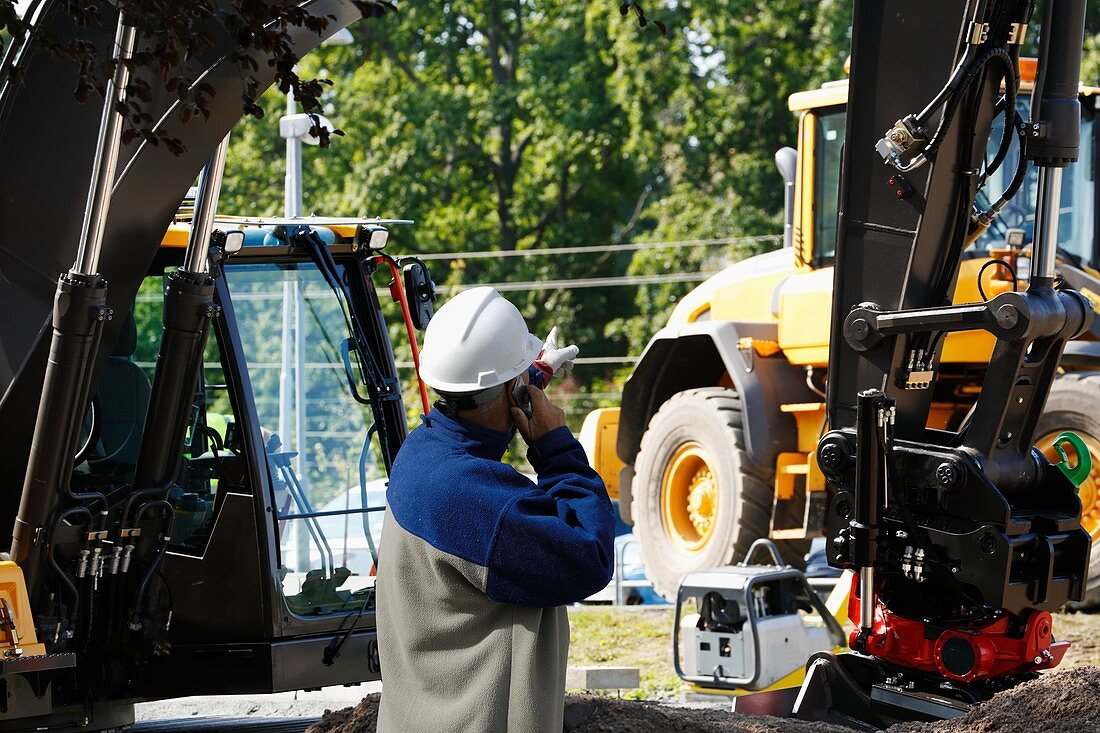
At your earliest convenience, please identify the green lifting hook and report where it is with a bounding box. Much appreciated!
[1052,432,1093,488]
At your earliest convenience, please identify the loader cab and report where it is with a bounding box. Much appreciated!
[791,78,1100,272]
[774,72,1100,372]
[71,219,413,698]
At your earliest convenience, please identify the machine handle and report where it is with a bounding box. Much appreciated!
[1052,432,1092,488]
[741,538,785,567]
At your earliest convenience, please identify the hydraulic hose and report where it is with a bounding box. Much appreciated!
[917,43,983,124]
[45,507,93,641]
[129,500,175,629]
[983,96,1016,187]
[980,112,1029,222]
[926,47,1017,164]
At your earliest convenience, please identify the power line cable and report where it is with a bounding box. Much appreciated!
[413,234,781,261]
[435,271,719,294]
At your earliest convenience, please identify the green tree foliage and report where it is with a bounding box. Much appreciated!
[220,0,855,428]
[217,1,1100,431]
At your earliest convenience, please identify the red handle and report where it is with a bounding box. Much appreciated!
[372,256,431,414]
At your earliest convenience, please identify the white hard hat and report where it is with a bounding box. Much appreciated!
[418,287,543,393]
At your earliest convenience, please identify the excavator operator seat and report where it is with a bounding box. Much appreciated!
[89,312,151,472]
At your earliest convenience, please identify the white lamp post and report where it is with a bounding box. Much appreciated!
[281,27,354,218]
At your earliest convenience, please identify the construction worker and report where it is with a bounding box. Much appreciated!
[376,286,616,733]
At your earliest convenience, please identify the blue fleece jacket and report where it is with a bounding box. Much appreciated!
[385,408,616,606]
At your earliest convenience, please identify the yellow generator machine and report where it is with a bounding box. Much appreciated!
[585,59,1100,600]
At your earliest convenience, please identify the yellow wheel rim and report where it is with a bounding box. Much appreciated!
[1038,430,1100,541]
[660,442,719,553]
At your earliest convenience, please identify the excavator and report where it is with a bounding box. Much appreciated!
[724,0,1098,726]
[0,1,439,729]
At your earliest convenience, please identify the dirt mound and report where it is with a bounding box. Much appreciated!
[308,695,378,733]
[307,694,849,733]
[561,695,849,732]
[307,668,1100,733]
[894,667,1100,733]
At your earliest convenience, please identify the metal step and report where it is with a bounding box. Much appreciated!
[130,717,319,733]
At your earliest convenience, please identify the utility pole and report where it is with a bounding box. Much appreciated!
[276,27,353,576]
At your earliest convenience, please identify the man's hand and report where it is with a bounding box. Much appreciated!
[511,385,567,445]
[539,326,580,376]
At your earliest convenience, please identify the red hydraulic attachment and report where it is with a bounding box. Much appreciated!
[847,574,1068,683]
[371,254,431,414]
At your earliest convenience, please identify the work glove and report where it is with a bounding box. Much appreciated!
[537,326,580,376]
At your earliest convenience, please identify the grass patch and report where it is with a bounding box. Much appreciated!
[567,606,680,701]
[1056,610,1100,668]
[565,604,1100,703]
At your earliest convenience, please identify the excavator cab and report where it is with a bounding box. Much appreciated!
[130,219,412,701]
[1,214,422,727]
[0,2,435,728]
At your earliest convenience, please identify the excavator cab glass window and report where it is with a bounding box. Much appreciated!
[73,271,250,555]
[225,259,385,617]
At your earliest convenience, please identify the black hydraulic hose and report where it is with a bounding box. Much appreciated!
[926,47,1017,163]
[987,50,1021,175]
[917,44,983,124]
[46,507,93,636]
[120,425,214,531]
[983,96,1018,187]
[79,564,99,654]
[323,593,372,666]
[915,0,995,124]
[982,113,1029,220]
[130,500,175,624]
[120,483,173,535]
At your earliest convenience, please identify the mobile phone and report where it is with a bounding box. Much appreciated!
[511,380,533,419]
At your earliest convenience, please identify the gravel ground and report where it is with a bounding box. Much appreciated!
[134,683,381,721]
[136,609,1100,730]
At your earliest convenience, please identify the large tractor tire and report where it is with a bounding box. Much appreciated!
[631,388,808,600]
[1036,372,1100,607]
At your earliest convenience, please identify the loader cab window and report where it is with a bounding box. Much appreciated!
[224,259,386,617]
[809,98,1097,269]
[977,102,1096,270]
[812,107,846,265]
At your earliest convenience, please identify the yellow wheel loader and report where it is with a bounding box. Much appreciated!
[585,58,1100,602]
